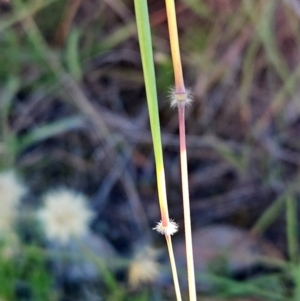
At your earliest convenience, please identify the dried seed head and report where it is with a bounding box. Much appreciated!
[0,170,26,237]
[153,219,178,236]
[37,188,95,245]
[128,246,160,289]
[169,87,193,108]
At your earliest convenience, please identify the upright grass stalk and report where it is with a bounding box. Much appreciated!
[285,194,300,300]
[165,0,197,300]
[286,195,298,263]
[133,1,182,300]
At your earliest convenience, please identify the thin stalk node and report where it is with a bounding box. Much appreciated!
[169,87,193,108]
[153,219,178,236]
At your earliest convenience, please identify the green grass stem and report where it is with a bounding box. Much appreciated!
[133,1,170,224]
[286,195,298,263]
[133,1,182,300]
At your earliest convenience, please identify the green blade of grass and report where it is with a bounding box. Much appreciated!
[251,194,285,236]
[0,76,20,130]
[133,0,168,220]
[18,116,84,152]
[66,28,82,81]
[286,195,298,263]
[133,2,182,300]
[251,175,300,236]
[0,76,20,168]
[0,0,60,33]
[101,22,136,50]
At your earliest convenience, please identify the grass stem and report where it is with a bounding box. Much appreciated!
[178,104,197,301]
[165,0,197,300]
[133,1,182,300]
[134,0,169,226]
[286,195,298,263]
[165,0,185,93]
[166,235,182,301]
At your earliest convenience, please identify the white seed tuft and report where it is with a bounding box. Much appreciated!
[168,87,193,108]
[0,170,26,236]
[128,246,160,288]
[153,219,178,236]
[37,188,95,245]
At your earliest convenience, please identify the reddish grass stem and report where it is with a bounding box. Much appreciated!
[164,0,197,299]
[178,103,197,301]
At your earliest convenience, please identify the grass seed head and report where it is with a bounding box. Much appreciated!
[169,87,193,108]
[0,170,26,236]
[153,219,178,236]
[128,246,160,289]
[37,188,95,245]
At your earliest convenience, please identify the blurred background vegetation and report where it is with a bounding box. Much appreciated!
[1,0,300,300]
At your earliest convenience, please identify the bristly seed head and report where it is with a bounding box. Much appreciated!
[169,87,193,108]
[37,188,95,245]
[153,219,178,236]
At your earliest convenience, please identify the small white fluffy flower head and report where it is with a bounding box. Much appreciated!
[153,219,178,236]
[37,188,95,245]
[0,170,26,236]
[128,246,160,289]
[168,87,193,108]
